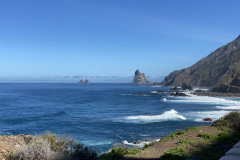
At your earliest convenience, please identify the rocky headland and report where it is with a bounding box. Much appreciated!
[161,35,240,88]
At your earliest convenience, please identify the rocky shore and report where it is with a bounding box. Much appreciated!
[193,91,240,97]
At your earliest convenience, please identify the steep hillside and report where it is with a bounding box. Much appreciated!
[161,35,240,87]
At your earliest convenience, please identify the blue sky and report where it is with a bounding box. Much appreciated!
[0,0,240,82]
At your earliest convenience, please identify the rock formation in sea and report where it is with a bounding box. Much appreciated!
[161,35,240,87]
[132,69,152,85]
[78,79,89,84]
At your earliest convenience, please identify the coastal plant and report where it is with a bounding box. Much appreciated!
[198,133,217,141]
[14,138,56,160]
[126,148,141,154]
[99,147,140,160]
[160,130,186,142]
[178,139,190,145]
[99,147,126,160]
[186,126,198,131]
[12,132,97,160]
[160,147,188,160]
[39,132,70,153]
[212,111,240,131]
[143,143,152,148]
[6,152,15,160]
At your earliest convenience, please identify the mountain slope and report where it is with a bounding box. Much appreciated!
[161,35,240,87]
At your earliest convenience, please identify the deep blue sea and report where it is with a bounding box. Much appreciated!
[0,83,240,153]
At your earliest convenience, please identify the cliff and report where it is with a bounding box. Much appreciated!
[161,35,240,87]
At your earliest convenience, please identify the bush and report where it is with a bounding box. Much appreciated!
[198,133,217,140]
[144,143,152,148]
[178,139,190,144]
[160,130,186,142]
[12,132,97,160]
[99,147,126,160]
[160,147,188,160]
[99,147,140,160]
[186,126,198,131]
[212,111,240,131]
[14,138,57,160]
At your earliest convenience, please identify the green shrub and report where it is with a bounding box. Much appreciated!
[198,133,217,140]
[70,143,97,160]
[186,126,198,131]
[126,148,140,154]
[99,147,140,160]
[144,143,152,148]
[178,139,190,144]
[99,147,126,160]
[160,147,188,160]
[160,130,186,142]
[212,111,240,131]
[6,152,15,160]
[39,132,70,153]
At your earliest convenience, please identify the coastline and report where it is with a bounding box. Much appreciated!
[1,111,240,160]
[101,111,240,160]
[193,91,240,97]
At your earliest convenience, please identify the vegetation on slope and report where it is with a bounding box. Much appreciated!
[7,132,97,160]
[5,111,240,160]
[107,111,240,160]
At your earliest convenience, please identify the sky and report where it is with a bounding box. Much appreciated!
[0,0,240,83]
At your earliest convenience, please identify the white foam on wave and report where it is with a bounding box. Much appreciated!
[188,110,231,121]
[150,91,157,93]
[151,85,162,87]
[122,139,159,147]
[167,96,240,106]
[120,94,134,96]
[215,106,240,110]
[124,109,186,123]
[83,140,112,146]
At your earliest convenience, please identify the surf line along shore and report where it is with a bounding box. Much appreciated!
[100,111,240,160]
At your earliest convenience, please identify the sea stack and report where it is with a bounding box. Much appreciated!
[78,79,89,84]
[132,69,152,85]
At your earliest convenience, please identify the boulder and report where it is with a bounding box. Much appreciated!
[203,118,212,122]
[170,87,180,91]
[173,92,188,97]
[181,82,193,90]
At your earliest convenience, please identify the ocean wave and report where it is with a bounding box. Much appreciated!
[122,140,157,147]
[120,94,134,96]
[215,106,240,110]
[150,91,157,93]
[188,110,231,121]
[83,140,112,146]
[123,109,186,123]
[151,85,162,87]
[167,96,240,106]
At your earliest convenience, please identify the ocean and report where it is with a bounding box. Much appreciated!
[0,83,240,153]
